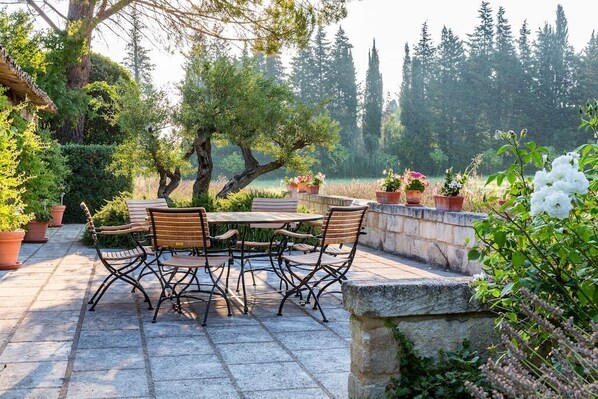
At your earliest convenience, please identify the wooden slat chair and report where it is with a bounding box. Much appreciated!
[125,199,169,285]
[273,206,368,322]
[235,198,299,289]
[80,202,153,311]
[147,207,238,325]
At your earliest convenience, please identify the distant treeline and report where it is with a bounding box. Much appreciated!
[241,2,597,178]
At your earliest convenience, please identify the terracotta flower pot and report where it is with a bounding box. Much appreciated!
[49,205,66,227]
[0,231,26,270]
[405,190,424,205]
[307,185,320,194]
[287,184,298,193]
[23,220,49,243]
[434,195,464,212]
[376,190,401,204]
[297,182,308,192]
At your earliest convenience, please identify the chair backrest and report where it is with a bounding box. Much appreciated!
[321,206,368,247]
[126,198,168,224]
[250,198,299,229]
[80,202,98,243]
[147,207,211,250]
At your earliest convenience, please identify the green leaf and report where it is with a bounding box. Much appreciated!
[512,252,525,268]
[468,249,481,260]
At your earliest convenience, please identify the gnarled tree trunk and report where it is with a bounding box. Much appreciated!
[192,133,213,199]
[216,146,283,198]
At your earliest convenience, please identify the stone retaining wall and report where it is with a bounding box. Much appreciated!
[342,278,496,399]
[293,192,485,275]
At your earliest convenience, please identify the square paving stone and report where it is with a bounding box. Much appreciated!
[73,347,145,371]
[259,316,327,333]
[0,287,39,298]
[326,321,351,340]
[293,348,350,374]
[21,311,80,325]
[66,368,149,398]
[30,299,84,312]
[11,321,77,342]
[0,307,28,320]
[0,319,18,335]
[142,320,206,338]
[0,361,67,390]
[35,290,86,302]
[154,377,240,399]
[274,330,348,351]
[228,362,318,392]
[207,325,273,344]
[0,387,61,399]
[244,388,330,399]
[0,341,71,363]
[217,341,292,365]
[146,335,213,357]
[149,354,224,381]
[81,314,140,331]
[316,372,348,399]
[78,329,142,349]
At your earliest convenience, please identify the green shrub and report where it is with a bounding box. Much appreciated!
[386,325,489,399]
[82,192,135,248]
[62,144,133,223]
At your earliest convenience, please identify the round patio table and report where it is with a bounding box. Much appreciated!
[206,211,323,313]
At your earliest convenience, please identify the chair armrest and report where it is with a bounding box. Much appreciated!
[212,229,239,241]
[274,229,316,240]
[97,225,149,235]
[98,222,149,231]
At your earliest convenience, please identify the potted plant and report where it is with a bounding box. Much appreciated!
[402,170,428,205]
[50,193,66,227]
[0,108,33,269]
[297,175,312,192]
[307,172,325,194]
[434,167,468,211]
[376,168,402,204]
[23,203,52,243]
[284,177,299,193]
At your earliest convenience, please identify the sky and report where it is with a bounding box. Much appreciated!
[91,0,596,99]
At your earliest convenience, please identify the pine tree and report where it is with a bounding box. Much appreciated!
[311,27,332,101]
[123,7,154,87]
[329,26,358,148]
[255,52,285,84]
[290,47,316,103]
[578,31,598,104]
[362,39,383,154]
[493,6,521,130]
[464,1,495,133]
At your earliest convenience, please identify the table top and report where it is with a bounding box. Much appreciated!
[206,211,323,224]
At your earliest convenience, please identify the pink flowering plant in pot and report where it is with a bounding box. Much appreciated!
[402,170,429,205]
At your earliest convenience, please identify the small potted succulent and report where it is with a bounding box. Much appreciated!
[435,167,468,211]
[284,177,299,193]
[376,168,402,204]
[402,170,428,206]
[297,175,312,192]
[307,172,325,194]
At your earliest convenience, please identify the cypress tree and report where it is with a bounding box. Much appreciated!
[311,26,332,101]
[123,7,154,87]
[578,31,598,104]
[329,26,358,148]
[494,6,520,130]
[290,47,316,103]
[363,39,383,154]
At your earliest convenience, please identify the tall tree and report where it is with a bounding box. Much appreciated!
[123,6,154,87]
[311,27,332,102]
[328,26,358,148]
[362,39,383,154]
[493,6,520,130]
[254,53,285,84]
[21,0,348,143]
[290,47,316,103]
[578,32,598,104]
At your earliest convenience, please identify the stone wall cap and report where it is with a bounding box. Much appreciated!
[342,277,486,317]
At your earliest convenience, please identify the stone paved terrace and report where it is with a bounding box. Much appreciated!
[0,225,461,399]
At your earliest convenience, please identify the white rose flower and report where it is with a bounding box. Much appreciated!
[530,186,551,216]
[543,190,573,219]
[532,170,551,189]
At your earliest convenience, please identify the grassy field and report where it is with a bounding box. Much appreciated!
[134,175,503,213]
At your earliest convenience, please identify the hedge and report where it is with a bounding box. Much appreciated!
[62,144,133,223]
